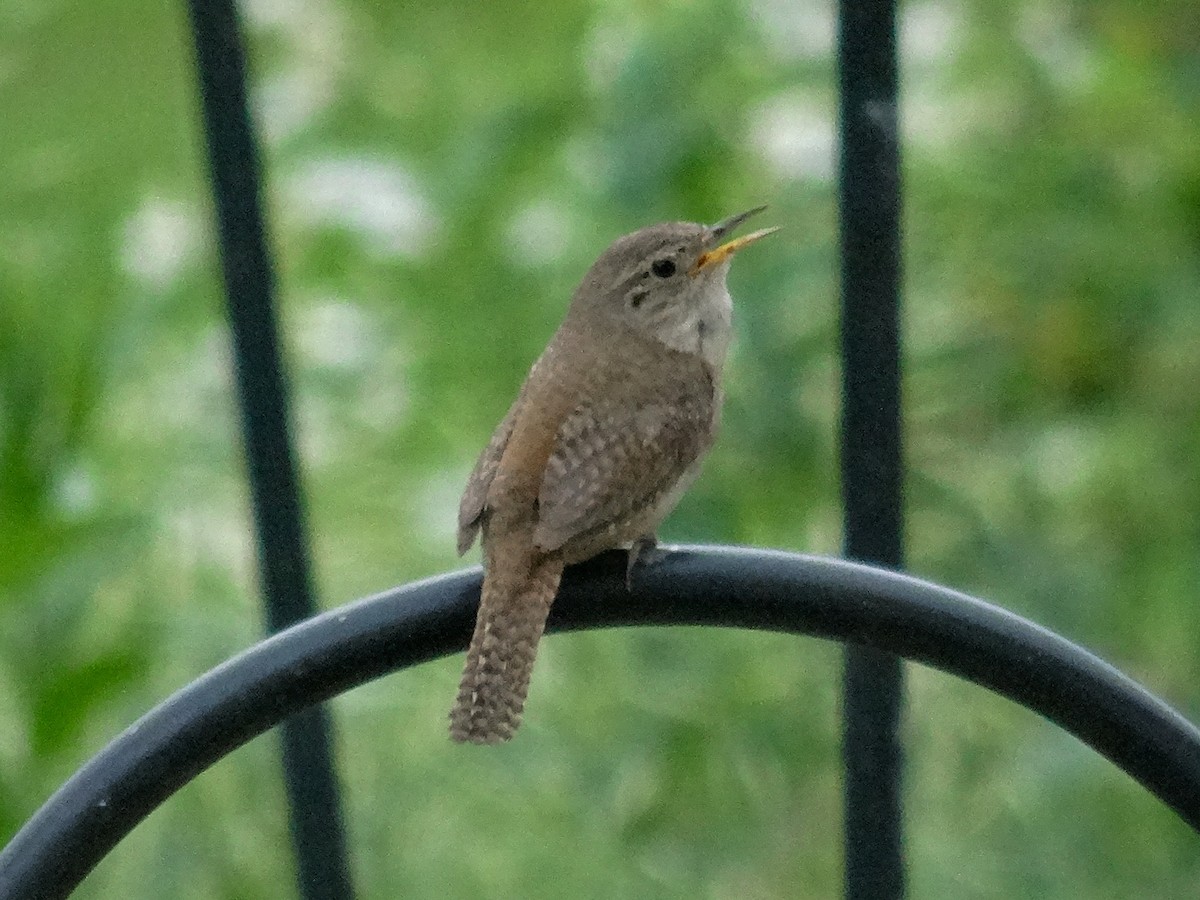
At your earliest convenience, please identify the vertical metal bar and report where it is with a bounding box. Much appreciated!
[184,2,355,897]
[836,0,906,897]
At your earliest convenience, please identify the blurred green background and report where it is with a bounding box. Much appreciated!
[2,0,1199,896]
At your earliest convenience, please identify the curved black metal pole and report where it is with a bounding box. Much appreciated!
[2,547,1198,899]
[184,1,354,897]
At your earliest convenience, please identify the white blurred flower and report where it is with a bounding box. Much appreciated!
[504,199,574,268]
[281,156,438,258]
[583,21,639,91]
[1017,3,1098,91]
[255,66,335,143]
[242,0,346,143]
[901,1,960,66]
[748,95,835,183]
[1029,423,1102,496]
[119,197,203,291]
[293,299,376,371]
[748,0,834,62]
[52,465,97,518]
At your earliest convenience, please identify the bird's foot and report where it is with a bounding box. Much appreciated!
[626,534,666,590]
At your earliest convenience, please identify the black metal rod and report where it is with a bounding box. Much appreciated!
[3,547,1199,899]
[183,2,354,897]
[836,0,906,894]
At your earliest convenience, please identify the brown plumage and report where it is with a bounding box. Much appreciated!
[450,210,777,744]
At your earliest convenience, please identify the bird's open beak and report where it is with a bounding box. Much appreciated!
[691,206,780,275]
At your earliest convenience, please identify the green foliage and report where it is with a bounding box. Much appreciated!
[1,0,1198,897]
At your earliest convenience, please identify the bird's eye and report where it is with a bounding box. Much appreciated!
[650,258,676,278]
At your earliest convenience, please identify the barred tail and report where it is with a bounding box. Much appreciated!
[449,555,563,744]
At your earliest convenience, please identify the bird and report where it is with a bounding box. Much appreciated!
[450,207,778,744]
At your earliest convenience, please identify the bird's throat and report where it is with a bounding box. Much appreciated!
[651,282,733,373]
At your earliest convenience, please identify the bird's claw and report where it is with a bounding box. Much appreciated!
[626,534,664,590]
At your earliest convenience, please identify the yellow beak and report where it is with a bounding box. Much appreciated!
[691,225,781,275]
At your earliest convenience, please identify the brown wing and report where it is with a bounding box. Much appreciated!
[533,353,715,554]
[457,399,520,555]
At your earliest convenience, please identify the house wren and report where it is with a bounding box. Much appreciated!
[451,207,778,744]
